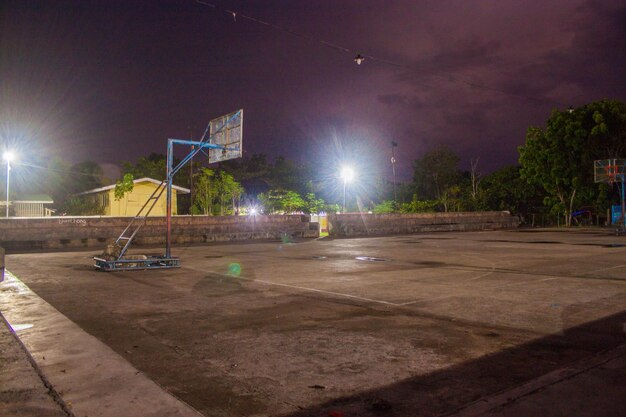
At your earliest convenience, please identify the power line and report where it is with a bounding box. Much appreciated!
[194,0,567,106]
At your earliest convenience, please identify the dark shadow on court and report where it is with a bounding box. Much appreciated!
[281,307,626,417]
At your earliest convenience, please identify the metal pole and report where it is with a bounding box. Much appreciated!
[391,142,397,203]
[343,179,347,213]
[166,140,174,258]
[622,174,626,226]
[189,125,194,216]
[5,160,10,218]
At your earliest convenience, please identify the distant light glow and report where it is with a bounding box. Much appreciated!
[3,151,14,162]
[340,166,355,183]
[249,207,259,215]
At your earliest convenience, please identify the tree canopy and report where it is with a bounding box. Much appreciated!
[519,99,626,225]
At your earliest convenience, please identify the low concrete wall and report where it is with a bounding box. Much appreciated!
[328,211,520,237]
[0,215,318,253]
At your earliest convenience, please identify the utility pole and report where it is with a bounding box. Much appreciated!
[189,125,194,215]
[391,141,398,203]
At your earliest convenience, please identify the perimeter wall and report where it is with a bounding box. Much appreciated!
[0,215,318,253]
[328,211,520,237]
[0,211,520,253]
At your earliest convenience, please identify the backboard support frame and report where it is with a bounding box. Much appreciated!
[594,159,626,227]
[95,109,243,271]
[166,109,243,257]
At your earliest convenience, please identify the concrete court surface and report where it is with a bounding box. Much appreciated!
[1,228,626,417]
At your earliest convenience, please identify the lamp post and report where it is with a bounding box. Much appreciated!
[340,166,354,213]
[391,141,398,203]
[3,152,13,218]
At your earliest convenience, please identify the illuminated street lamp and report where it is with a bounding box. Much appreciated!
[340,166,355,213]
[3,151,14,218]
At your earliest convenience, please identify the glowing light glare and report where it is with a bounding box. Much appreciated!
[249,207,259,215]
[227,263,242,277]
[3,151,14,162]
[340,166,355,183]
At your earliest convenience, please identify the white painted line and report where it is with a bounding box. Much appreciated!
[250,277,403,306]
[184,265,406,306]
[586,264,626,274]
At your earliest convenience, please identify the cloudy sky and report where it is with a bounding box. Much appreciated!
[1,0,625,180]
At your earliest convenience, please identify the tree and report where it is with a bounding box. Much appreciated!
[258,189,305,214]
[412,146,460,206]
[114,173,134,201]
[215,171,243,215]
[303,192,325,214]
[64,196,105,216]
[40,159,105,212]
[373,200,396,214]
[519,100,626,226]
[122,153,188,187]
[281,190,305,213]
[193,168,216,215]
[481,166,542,215]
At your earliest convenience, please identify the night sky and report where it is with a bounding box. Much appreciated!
[2,0,625,181]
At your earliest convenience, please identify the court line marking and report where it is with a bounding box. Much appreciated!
[185,265,409,306]
[251,278,404,306]
[586,264,626,274]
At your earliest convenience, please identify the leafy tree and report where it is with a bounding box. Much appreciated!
[399,195,438,213]
[40,159,104,211]
[281,190,305,213]
[64,196,105,216]
[193,167,216,215]
[439,185,462,212]
[303,192,325,214]
[191,168,244,215]
[258,189,305,214]
[215,171,243,215]
[373,200,396,214]
[519,100,626,226]
[122,153,188,187]
[481,166,542,216]
[267,156,312,196]
[68,161,105,195]
[218,153,272,195]
[412,146,460,204]
[114,173,134,201]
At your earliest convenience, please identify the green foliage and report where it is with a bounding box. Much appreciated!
[192,168,244,215]
[114,173,134,201]
[215,171,243,215]
[372,200,397,214]
[282,190,305,213]
[519,99,626,225]
[193,167,215,215]
[399,195,438,213]
[324,203,341,214]
[480,166,542,215]
[41,159,105,211]
[122,153,188,187]
[413,146,460,200]
[63,196,105,216]
[258,189,305,214]
[303,192,325,214]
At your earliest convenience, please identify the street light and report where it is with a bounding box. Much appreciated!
[3,151,14,218]
[340,166,354,213]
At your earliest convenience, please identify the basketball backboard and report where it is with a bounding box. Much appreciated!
[209,109,243,164]
[594,159,626,183]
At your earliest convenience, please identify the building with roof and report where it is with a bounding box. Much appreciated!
[0,194,55,217]
[78,178,190,216]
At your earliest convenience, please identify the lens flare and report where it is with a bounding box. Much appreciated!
[227,263,242,277]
